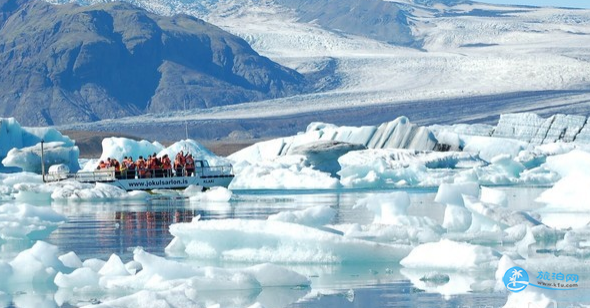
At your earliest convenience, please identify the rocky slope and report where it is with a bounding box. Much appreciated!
[0,0,305,126]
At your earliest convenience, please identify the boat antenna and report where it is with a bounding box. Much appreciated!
[40,139,46,183]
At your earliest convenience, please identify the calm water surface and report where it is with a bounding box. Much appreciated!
[2,187,583,307]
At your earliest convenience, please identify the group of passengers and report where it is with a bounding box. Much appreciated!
[97,151,196,179]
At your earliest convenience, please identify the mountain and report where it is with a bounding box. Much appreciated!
[0,0,305,126]
[21,0,590,142]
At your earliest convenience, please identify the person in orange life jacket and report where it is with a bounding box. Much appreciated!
[161,154,172,177]
[125,156,136,178]
[136,156,147,178]
[144,155,153,178]
[110,158,121,179]
[148,154,160,178]
[174,151,185,176]
[97,160,106,170]
[153,152,161,167]
[185,153,195,176]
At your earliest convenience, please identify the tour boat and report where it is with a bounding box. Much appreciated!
[40,142,234,191]
[44,161,234,191]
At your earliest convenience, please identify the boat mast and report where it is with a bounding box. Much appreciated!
[41,139,46,183]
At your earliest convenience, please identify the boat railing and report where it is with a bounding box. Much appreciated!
[45,162,234,183]
[74,168,117,182]
[72,163,234,181]
[199,165,234,177]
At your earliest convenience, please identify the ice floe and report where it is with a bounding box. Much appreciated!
[166,218,412,263]
[0,241,309,308]
[0,203,65,241]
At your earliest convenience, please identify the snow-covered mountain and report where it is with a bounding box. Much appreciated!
[40,0,590,140]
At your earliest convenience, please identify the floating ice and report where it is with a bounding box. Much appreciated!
[462,136,526,163]
[337,221,441,245]
[400,239,500,271]
[166,219,412,263]
[184,186,233,202]
[543,149,590,177]
[480,186,508,207]
[435,182,479,232]
[0,203,65,240]
[536,174,590,213]
[88,138,230,171]
[0,118,78,172]
[92,137,164,171]
[354,192,443,239]
[267,205,336,228]
[58,252,83,270]
[230,117,438,165]
[3,141,80,174]
[434,182,480,207]
[8,241,68,286]
[357,192,411,221]
[229,117,453,189]
[442,205,472,233]
[502,291,555,308]
[463,195,543,232]
[289,140,366,177]
[230,155,340,189]
[337,149,481,188]
[226,114,590,189]
[1,241,310,308]
[51,182,150,202]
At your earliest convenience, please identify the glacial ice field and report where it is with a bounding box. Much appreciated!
[53,0,590,141]
[2,113,590,307]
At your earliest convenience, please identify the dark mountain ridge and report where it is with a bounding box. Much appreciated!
[0,0,306,126]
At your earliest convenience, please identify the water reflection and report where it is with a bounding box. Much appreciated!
[1,187,559,308]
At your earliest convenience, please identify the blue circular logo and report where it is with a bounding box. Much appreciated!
[503,266,529,292]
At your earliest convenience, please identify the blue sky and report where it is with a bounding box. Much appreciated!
[482,0,590,8]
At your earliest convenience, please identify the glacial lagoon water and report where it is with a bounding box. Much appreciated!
[1,187,585,308]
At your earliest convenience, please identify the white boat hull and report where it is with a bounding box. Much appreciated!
[102,175,234,191]
[45,161,235,191]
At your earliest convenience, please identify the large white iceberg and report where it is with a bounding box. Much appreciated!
[228,113,590,190]
[89,138,230,171]
[166,218,412,263]
[0,118,79,173]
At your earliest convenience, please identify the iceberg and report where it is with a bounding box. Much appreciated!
[228,113,590,190]
[230,155,340,189]
[88,138,230,171]
[0,203,65,240]
[166,218,412,263]
[435,182,480,232]
[1,241,310,308]
[0,118,79,173]
[289,140,366,177]
[400,239,500,271]
[267,205,337,228]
